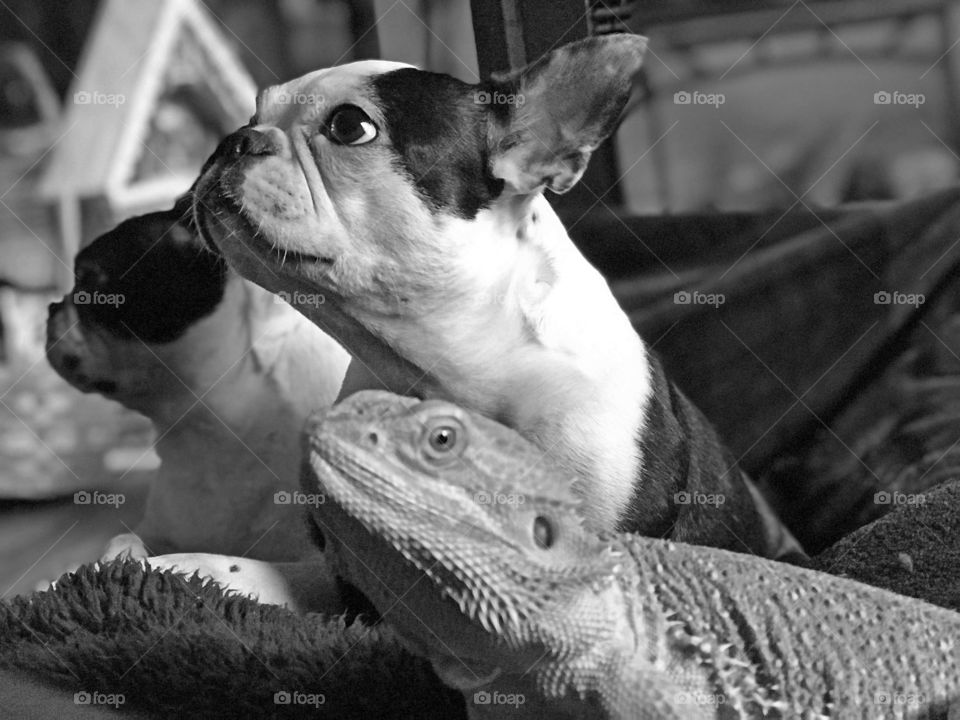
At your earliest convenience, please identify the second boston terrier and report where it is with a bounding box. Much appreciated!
[46,209,351,610]
[193,34,803,560]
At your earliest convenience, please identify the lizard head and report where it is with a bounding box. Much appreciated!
[303,389,625,686]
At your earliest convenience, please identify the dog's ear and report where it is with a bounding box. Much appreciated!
[485,33,646,195]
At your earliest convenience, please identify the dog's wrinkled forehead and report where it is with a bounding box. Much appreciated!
[253,60,503,219]
[256,60,413,127]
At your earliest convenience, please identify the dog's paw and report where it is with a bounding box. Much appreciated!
[101,533,149,561]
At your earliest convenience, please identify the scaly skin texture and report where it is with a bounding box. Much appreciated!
[304,390,960,719]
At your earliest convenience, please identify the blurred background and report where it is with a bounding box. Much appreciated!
[1,0,957,594]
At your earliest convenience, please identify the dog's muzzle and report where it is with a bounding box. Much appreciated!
[215,126,281,160]
[192,126,283,252]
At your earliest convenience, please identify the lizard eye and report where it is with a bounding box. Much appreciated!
[428,426,457,452]
[420,417,466,463]
[533,516,555,549]
[327,105,377,145]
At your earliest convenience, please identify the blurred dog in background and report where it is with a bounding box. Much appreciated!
[46,208,350,610]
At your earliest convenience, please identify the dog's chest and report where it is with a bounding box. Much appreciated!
[398,321,651,532]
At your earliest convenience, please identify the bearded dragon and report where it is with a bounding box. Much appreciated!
[303,390,960,719]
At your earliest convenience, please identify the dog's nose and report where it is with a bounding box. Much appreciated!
[218,127,278,159]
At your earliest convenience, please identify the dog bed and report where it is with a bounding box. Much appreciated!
[0,560,463,719]
[815,479,960,611]
[3,475,959,719]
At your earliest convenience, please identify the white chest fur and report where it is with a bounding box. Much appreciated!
[357,195,651,531]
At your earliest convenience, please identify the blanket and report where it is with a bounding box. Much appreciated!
[3,481,959,719]
[816,480,960,611]
[576,187,960,551]
[0,561,463,719]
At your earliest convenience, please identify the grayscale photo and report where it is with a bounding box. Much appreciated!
[0,1,958,717]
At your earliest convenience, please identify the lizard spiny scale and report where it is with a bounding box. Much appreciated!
[306,391,960,720]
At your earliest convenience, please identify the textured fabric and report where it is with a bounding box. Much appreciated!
[0,561,464,719]
[573,187,960,551]
[815,480,960,612]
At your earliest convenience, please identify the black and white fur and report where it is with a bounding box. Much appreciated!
[194,35,804,555]
[46,209,350,610]
[188,32,799,593]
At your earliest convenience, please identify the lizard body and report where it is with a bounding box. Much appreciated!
[303,390,960,719]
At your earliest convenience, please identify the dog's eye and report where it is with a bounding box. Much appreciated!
[75,265,103,289]
[327,105,377,145]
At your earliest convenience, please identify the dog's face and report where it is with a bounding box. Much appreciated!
[193,35,646,329]
[46,211,230,413]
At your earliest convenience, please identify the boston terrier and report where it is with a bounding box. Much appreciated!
[192,34,802,563]
[46,209,351,610]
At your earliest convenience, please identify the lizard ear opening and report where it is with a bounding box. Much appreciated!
[533,515,556,549]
